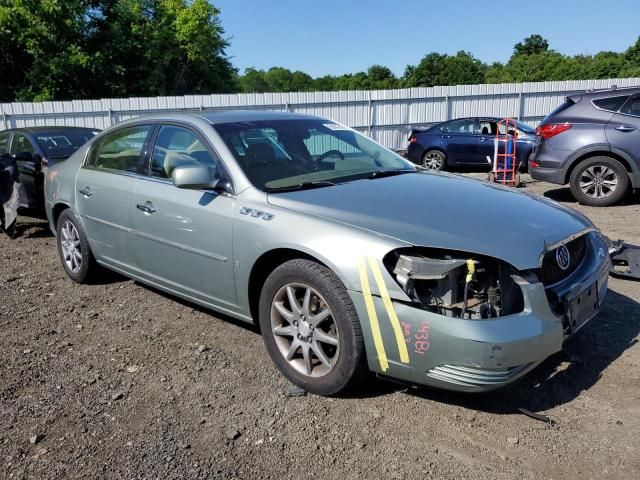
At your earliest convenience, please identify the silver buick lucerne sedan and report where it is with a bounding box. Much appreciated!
[45,111,610,395]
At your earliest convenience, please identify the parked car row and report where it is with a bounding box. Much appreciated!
[405,86,640,206]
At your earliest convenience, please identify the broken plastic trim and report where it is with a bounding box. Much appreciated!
[384,248,525,320]
[608,240,640,281]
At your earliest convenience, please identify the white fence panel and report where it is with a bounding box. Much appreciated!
[2,78,639,150]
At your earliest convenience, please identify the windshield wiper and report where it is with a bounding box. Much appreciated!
[366,169,416,180]
[264,180,337,193]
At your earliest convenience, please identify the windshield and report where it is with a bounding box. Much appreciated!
[35,129,99,159]
[214,119,415,191]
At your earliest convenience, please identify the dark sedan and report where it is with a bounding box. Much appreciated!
[407,117,536,171]
[0,126,99,209]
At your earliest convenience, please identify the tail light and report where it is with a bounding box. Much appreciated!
[408,135,417,143]
[536,123,572,139]
[529,160,540,168]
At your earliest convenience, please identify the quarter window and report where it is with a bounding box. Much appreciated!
[593,95,630,112]
[150,126,217,179]
[620,95,640,117]
[9,133,35,155]
[91,125,151,172]
[0,132,9,153]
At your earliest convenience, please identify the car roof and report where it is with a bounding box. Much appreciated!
[200,110,321,124]
[2,126,99,134]
[571,85,640,102]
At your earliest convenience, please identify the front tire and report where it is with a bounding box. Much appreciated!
[259,259,366,396]
[56,209,98,283]
[422,150,446,171]
[569,157,629,207]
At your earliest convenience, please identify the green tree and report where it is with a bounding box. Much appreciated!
[513,34,550,56]
[0,0,236,101]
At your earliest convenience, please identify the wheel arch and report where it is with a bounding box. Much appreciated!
[247,248,331,326]
[564,150,635,185]
[51,202,72,230]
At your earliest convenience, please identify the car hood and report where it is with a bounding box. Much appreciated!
[267,171,594,270]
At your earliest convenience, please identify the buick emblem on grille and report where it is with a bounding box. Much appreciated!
[555,245,571,271]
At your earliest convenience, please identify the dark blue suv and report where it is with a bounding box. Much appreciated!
[530,86,640,206]
[407,117,535,171]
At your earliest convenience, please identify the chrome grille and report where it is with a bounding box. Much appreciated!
[538,235,587,286]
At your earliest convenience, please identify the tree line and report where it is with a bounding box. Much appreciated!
[1,1,639,102]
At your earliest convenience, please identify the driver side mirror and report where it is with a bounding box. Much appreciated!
[172,165,232,193]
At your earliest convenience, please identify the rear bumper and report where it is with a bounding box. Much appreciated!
[529,165,566,184]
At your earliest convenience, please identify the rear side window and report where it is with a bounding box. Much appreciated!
[89,125,151,172]
[620,95,640,117]
[0,132,9,153]
[150,125,217,179]
[593,95,630,112]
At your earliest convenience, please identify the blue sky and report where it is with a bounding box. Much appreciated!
[215,0,640,77]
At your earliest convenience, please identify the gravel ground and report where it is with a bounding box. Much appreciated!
[1,174,639,480]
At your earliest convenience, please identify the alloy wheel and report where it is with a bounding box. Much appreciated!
[423,151,443,170]
[579,165,618,199]
[270,283,340,377]
[60,220,82,273]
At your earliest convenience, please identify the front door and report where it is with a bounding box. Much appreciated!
[75,124,153,269]
[9,132,39,206]
[130,124,237,308]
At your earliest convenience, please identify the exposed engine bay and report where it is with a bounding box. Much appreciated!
[387,249,524,319]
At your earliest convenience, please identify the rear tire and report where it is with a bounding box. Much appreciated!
[569,156,629,207]
[56,209,98,283]
[259,259,367,396]
[422,150,446,171]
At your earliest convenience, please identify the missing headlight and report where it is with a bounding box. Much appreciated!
[386,249,524,319]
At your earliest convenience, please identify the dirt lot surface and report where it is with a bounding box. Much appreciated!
[1,174,639,480]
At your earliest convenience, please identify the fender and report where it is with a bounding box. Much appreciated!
[608,146,639,188]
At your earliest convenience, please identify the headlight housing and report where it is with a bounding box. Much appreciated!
[384,248,524,319]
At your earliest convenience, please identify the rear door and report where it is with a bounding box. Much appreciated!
[75,124,153,269]
[605,94,640,165]
[129,123,237,308]
[440,119,478,164]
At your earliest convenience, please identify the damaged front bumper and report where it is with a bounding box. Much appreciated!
[349,232,610,392]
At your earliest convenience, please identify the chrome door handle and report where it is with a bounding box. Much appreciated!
[615,125,636,132]
[79,187,93,197]
[136,201,156,214]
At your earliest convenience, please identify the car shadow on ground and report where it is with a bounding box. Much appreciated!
[389,288,640,415]
[544,186,640,205]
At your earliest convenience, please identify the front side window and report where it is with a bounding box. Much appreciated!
[150,125,218,179]
[442,119,475,134]
[90,125,151,172]
[0,132,9,153]
[9,133,35,155]
[215,119,414,191]
[620,95,640,117]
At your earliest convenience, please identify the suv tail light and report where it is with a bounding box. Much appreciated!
[536,123,572,139]
[408,135,417,143]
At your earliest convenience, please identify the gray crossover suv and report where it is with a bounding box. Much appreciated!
[45,111,610,395]
[530,86,640,206]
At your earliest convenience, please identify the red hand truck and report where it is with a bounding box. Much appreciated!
[488,118,521,187]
